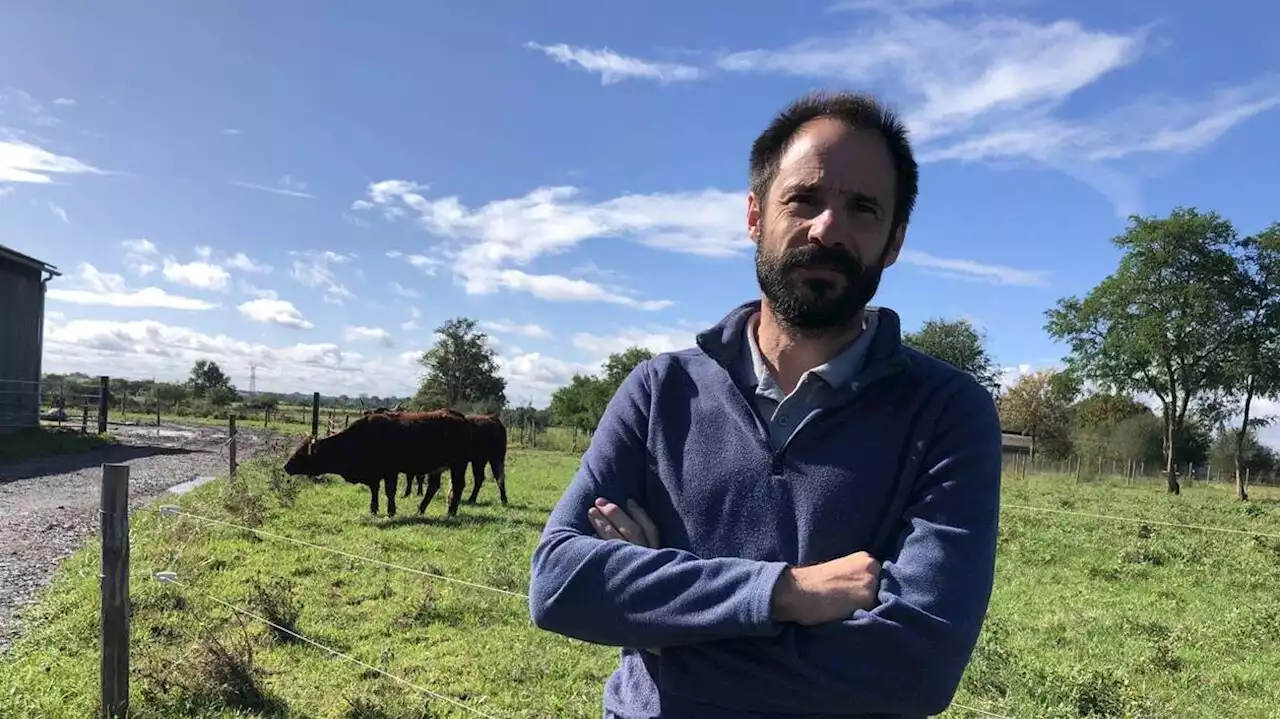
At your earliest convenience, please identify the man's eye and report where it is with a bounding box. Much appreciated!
[789,194,818,206]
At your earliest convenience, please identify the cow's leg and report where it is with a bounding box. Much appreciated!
[416,473,425,496]
[446,463,467,516]
[467,459,486,504]
[401,472,412,498]
[493,459,508,506]
[367,480,380,515]
[417,472,443,515]
[386,474,398,517]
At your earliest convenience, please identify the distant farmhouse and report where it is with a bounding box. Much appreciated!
[0,244,60,434]
[1002,431,1035,457]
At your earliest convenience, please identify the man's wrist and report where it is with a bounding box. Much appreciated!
[769,566,807,624]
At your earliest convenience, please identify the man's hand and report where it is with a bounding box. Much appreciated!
[770,552,881,626]
[587,497,660,548]
[587,497,663,655]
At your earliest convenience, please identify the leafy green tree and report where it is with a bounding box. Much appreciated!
[187,360,237,407]
[413,318,507,411]
[903,318,999,392]
[998,370,1076,459]
[1045,207,1243,494]
[548,346,655,431]
[1217,222,1280,499]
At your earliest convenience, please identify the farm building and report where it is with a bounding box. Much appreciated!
[0,244,60,434]
[1002,431,1035,457]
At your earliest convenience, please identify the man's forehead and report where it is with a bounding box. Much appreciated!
[775,119,895,192]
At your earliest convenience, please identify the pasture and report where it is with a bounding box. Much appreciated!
[1,446,1278,718]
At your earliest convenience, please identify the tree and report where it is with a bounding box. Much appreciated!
[548,346,655,431]
[187,360,237,406]
[414,318,507,411]
[998,370,1075,458]
[903,318,999,392]
[1217,222,1280,499]
[1045,207,1242,494]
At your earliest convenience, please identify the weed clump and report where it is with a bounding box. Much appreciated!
[245,574,304,643]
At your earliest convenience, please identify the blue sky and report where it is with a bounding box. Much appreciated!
[2,0,1278,441]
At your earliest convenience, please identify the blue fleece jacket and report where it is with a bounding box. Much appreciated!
[528,301,1003,719]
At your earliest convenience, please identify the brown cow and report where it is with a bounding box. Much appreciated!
[401,411,508,506]
[282,409,472,518]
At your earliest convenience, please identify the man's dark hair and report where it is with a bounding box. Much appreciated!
[749,90,919,230]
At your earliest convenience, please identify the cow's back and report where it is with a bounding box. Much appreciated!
[391,410,472,472]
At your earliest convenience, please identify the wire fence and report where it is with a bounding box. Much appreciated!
[139,487,1280,719]
[0,376,108,434]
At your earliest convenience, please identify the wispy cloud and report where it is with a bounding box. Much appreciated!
[46,263,218,311]
[402,307,422,332]
[355,179,1042,304]
[389,281,420,299]
[481,320,553,339]
[48,201,69,224]
[0,137,104,183]
[162,255,231,292]
[525,42,704,85]
[227,175,313,199]
[226,252,273,274]
[290,249,355,305]
[898,249,1048,287]
[51,98,77,107]
[238,297,313,329]
[529,9,1280,216]
[345,325,395,348]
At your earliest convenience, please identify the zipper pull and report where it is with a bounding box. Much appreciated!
[771,453,784,477]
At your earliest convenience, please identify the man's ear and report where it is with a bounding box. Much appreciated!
[881,224,907,268]
[746,192,762,246]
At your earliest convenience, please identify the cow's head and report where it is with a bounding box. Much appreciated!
[282,435,318,476]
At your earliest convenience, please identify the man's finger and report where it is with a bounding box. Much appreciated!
[587,507,624,541]
[627,500,660,549]
[595,500,646,545]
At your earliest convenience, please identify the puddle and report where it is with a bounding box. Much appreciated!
[167,475,216,495]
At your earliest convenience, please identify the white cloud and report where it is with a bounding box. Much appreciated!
[0,186,13,198]
[228,177,313,199]
[290,249,355,305]
[162,257,230,291]
[571,327,696,357]
[532,10,1278,216]
[402,307,422,332]
[525,42,704,85]
[238,297,313,330]
[222,128,242,136]
[498,351,602,407]
[51,98,77,107]
[345,325,395,348]
[1252,397,1280,451]
[48,201,69,224]
[358,180,1042,299]
[899,249,1048,287]
[41,316,420,398]
[226,252,272,274]
[46,263,218,311]
[481,320,552,339]
[122,238,157,254]
[0,137,103,183]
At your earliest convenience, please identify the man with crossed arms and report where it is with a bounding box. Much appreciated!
[528,90,1003,719]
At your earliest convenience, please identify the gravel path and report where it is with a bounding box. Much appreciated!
[0,421,275,653]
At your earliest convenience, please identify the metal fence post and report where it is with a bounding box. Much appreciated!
[97,376,110,434]
[100,463,130,718]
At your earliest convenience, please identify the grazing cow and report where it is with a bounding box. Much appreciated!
[282,409,472,518]
[400,411,508,506]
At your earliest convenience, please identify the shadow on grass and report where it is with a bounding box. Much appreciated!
[0,442,203,483]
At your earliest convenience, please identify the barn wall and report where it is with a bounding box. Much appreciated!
[0,259,46,433]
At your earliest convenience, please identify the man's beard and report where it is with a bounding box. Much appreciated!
[754,231,888,333]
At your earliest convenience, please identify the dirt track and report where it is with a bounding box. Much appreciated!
[0,421,274,653]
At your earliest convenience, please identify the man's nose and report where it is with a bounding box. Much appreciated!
[807,209,843,247]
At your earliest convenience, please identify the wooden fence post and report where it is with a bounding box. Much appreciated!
[98,376,110,434]
[100,463,130,719]
[311,392,320,438]
[228,416,238,480]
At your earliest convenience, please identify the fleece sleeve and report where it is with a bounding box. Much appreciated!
[527,360,789,649]
[655,378,1004,717]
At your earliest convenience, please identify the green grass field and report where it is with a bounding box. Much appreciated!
[1,448,1278,718]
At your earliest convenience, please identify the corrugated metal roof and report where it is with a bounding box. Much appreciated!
[0,244,61,276]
